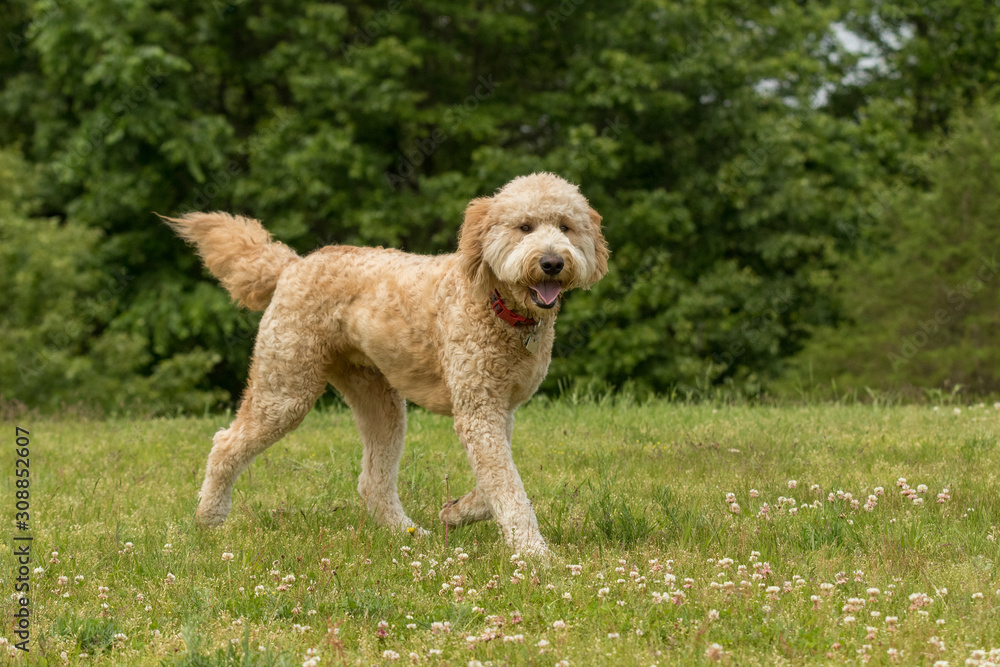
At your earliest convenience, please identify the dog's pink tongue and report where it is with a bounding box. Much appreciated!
[530,281,562,305]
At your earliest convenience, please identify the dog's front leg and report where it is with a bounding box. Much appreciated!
[452,401,547,555]
[440,412,513,528]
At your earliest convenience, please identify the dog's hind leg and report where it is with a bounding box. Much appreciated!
[332,364,422,532]
[195,313,329,528]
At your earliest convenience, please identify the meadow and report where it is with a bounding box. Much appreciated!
[1,399,998,666]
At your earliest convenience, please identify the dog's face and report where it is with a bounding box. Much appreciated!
[459,173,609,314]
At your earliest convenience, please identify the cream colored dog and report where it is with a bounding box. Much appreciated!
[164,172,608,554]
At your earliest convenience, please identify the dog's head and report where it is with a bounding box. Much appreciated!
[458,172,609,314]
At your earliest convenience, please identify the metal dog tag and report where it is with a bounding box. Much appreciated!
[523,327,540,354]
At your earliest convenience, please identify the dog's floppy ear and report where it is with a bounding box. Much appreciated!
[587,206,610,285]
[458,196,494,296]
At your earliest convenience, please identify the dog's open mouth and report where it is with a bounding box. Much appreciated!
[529,281,562,309]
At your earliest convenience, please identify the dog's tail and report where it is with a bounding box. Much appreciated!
[160,212,299,311]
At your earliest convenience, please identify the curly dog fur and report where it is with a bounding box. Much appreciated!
[164,172,608,553]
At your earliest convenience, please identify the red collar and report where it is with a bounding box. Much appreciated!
[490,289,537,327]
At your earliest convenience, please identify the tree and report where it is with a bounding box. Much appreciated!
[778,101,1000,398]
[0,0,899,409]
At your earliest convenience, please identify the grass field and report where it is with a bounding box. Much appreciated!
[2,399,999,666]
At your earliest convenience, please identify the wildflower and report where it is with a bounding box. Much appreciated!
[222,552,235,562]
[705,643,725,661]
[874,486,884,496]
[749,489,759,498]
[162,544,173,553]
[607,632,620,639]
[972,592,984,600]
[567,564,582,576]
[729,503,741,514]
[787,480,798,489]
[165,573,176,583]
[382,650,399,661]
[708,609,719,621]
[562,592,572,600]
[536,639,550,648]
[552,620,566,629]
[887,647,900,661]
[598,587,610,598]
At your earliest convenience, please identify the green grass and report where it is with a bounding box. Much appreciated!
[2,400,999,665]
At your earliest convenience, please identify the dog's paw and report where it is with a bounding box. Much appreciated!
[439,498,463,528]
[194,510,228,528]
[510,535,551,562]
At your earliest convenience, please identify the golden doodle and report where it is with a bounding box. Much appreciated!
[164,172,608,554]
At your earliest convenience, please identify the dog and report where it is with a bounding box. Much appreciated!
[163,172,608,554]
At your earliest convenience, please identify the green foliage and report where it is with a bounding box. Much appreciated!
[3,1,1000,409]
[0,147,228,413]
[778,101,1000,398]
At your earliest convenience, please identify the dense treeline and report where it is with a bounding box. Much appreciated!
[1,0,998,413]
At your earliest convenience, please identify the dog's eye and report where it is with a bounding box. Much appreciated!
[519,224,532,233]
[560,225,570,233]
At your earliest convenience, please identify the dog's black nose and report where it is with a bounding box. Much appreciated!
[540,254,564,276]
